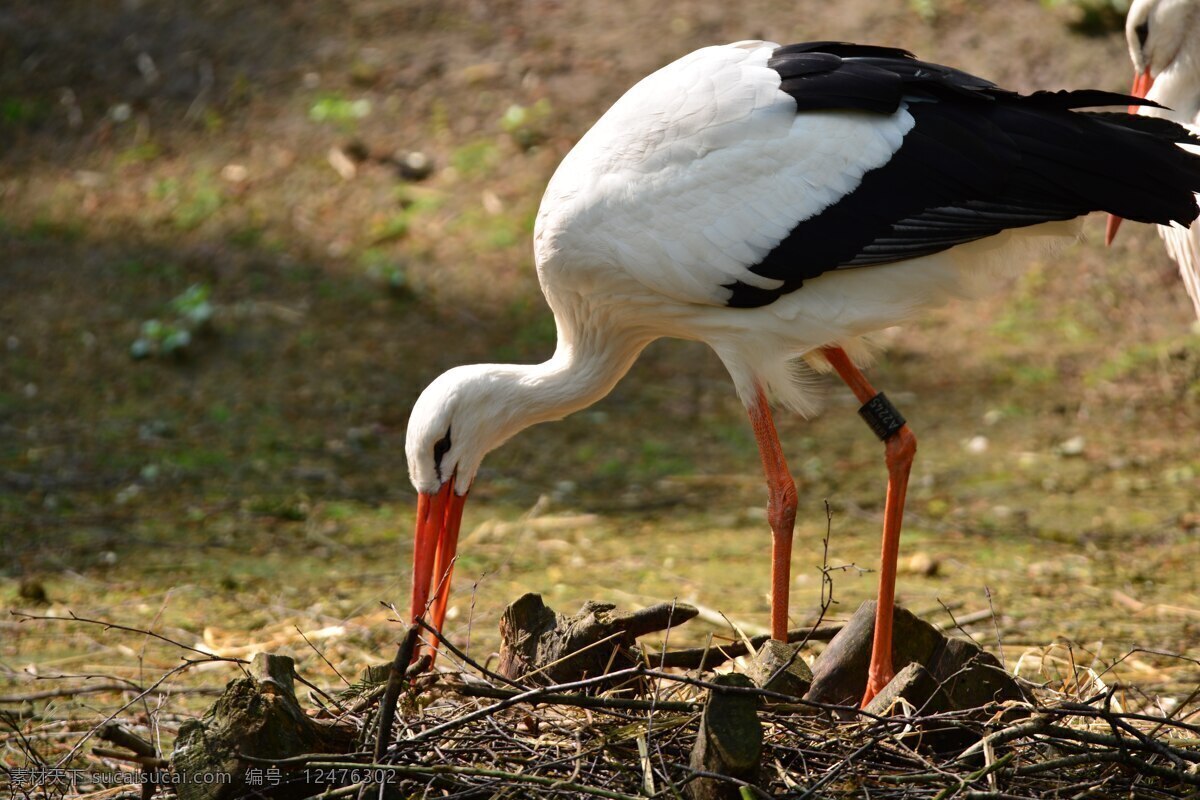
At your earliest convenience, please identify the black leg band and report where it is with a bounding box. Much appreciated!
[858,392,906,441]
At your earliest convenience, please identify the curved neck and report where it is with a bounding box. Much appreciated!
[507,329,648,429]
[416,315,655,494]
[1153,52,1200,122]
[1149,13,1200,122]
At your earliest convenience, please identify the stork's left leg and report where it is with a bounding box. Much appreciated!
[820,346,917,708]
[746,387,798,643]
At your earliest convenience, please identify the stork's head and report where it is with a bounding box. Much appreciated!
[404,363,541,642]
[409,366,498,496]
[1107,0,1200,245]
[1126,0,1197,82]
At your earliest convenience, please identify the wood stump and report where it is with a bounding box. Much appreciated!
[806,601,940,709]
[687,673,763,800]
[171,654,354,800]
[747,639,813,699]
[497,593,698,686]
[804,601,1026,748]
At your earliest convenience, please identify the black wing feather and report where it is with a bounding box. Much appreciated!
[724,42,1200,308]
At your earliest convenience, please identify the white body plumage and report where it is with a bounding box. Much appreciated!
[532,42,1066,428]
[403,36,1200,698]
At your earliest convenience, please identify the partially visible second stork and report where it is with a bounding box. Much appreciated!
[406,40,1200,706]
[1108,0,1200,316]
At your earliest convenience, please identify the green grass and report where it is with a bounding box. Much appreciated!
[115,141,162,166]
[451,140,499,176]
[308,93,372,126]
[0,97,48,127]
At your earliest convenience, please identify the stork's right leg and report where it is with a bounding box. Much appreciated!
[746,387,798,642]
[820,346,917,707]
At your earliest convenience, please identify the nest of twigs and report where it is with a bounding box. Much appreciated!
[269,624,1200,800]
[5,609,1199,799]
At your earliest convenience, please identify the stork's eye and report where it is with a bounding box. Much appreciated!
[1135,20,1150,49]
[433,428,452,480]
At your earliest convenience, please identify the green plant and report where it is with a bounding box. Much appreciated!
[170,283,214,328]
[500,99,553,150]
[131,284,215,360]
[908,0,939,22]
[131,319,192,358]
[0,97,46,127]
[309,94,371,126]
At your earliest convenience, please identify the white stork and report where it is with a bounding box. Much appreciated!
[405,40,1200,706]
[1107,0,1200,318]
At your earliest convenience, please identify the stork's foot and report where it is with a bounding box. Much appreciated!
[806,600,1027,717]
[805,600,937,711]
[861,664,894,708]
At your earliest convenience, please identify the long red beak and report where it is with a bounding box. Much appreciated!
[411,478,468,658]
[1106,68,1156,246]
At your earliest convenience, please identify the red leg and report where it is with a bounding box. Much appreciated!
[821,346,918,707]
[746,387,798,642]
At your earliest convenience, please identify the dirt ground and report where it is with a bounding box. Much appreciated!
[2,0,1198,740]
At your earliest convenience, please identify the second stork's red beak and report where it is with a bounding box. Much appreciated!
[1106,68,1156,246]
[411,478,468,658]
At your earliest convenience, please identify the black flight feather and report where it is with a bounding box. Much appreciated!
[724,42,1200,308]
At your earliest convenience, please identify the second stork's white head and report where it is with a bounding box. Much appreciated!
[1125,0,1200,97]
[1107,0,1200,244]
